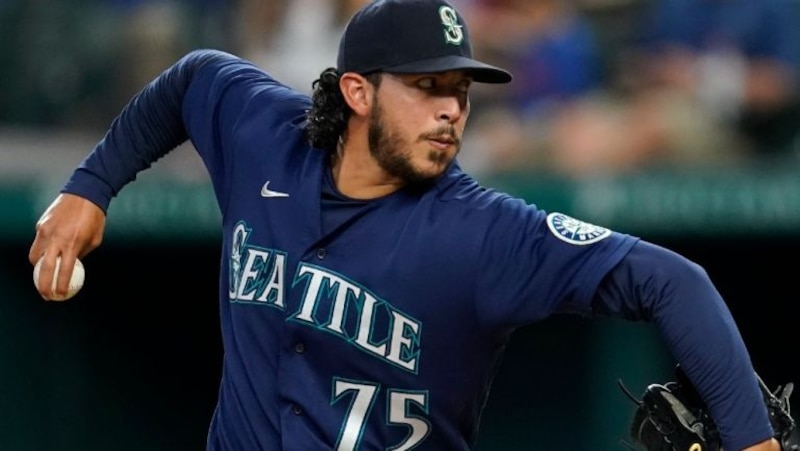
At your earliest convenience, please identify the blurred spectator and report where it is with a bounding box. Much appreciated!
[111,0,236,106]
[482,0,603,116]
[459,0,608,176]
[463,0,800,179]
[8,0,797,177]
[541,0,800,178]
[236,0,368,94]
[0,0,233,131]
[619,0,800,160]
[231,0,289,67]
[0,1,120,129]
[114,1,191,105]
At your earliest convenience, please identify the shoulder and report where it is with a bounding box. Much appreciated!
[435,164,534,212]
[182,49,304,95]
[183,49,311,117]
[425,165,546,238]
[432,164,638,250]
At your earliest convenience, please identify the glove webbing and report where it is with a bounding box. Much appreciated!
[619,367,799,451]
[758,374,799,451]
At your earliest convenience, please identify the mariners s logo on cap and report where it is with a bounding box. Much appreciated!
[439,6,464,45]
[337,0,512,84]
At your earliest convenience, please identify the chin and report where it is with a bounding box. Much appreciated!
[416,166,449,184]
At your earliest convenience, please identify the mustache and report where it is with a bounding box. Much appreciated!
[420,125,460,146]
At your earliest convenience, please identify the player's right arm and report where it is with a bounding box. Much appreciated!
[29,193,105,300]
[28,49,235,299]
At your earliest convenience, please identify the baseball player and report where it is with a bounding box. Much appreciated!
[28,0,782,450]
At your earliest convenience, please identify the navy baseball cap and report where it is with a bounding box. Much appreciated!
[337,0,512,84]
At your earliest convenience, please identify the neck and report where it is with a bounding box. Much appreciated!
[330,134,404,200]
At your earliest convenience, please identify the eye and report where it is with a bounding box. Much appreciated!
[456,80,472,94]
[416,78,435,89]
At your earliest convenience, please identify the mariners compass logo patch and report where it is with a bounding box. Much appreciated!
[546,212,611,245]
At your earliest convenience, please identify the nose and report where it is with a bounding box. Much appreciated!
[436,95,467,123]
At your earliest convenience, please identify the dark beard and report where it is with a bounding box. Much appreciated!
[367,101,457,187]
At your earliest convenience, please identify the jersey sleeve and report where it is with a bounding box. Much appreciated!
[472,195,638,325]
[180,50,310,216]
[59,49,306,214]
[593,241,775,450]
[60,49,234,211]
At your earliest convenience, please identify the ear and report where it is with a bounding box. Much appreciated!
[339,72,374,117]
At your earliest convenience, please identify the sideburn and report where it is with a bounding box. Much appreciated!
[367,98,432,186]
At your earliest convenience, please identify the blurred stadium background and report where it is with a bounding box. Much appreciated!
[1,0,799,450]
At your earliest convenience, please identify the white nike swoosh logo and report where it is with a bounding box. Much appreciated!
[260,181,290,198]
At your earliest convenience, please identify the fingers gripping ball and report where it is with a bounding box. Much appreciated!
[33,256,85,301]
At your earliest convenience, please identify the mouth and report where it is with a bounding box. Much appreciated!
[427,136,457,150]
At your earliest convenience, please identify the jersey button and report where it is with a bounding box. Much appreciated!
[294,343,306,354]
[316,248,327,260]
[292,404,303,415]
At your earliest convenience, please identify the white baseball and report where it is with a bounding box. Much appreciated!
[33,256,85,301]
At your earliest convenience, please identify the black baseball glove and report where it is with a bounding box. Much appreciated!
[619,365,800,451]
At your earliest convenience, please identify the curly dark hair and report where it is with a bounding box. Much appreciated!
[305,68,382,150]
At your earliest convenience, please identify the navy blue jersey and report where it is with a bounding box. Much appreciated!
[62,50,773,450]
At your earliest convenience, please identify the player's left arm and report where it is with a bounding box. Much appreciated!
[592,240,775,450]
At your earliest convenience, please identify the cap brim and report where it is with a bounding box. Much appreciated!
[381,55,512,84]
